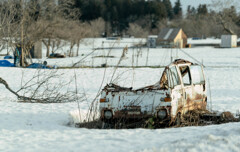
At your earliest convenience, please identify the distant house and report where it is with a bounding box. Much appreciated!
[158,28,187,48]
[221,35,237,48]
[147,35,158,48]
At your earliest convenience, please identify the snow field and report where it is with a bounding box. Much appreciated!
[0,65,240,151]
[0,38,240,151]
[2,38,240,68]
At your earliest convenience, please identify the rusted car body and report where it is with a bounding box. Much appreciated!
[99,59,207,124]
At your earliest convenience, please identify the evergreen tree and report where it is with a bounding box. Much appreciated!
[173,0,182,18]
[224,6,240,26]
[103,0,111,22]
[80,0,102,21]
[132,0,146,18]
[187,5,196,18]
[148,1,167,28]
[197,4,208,15]
[111,6,118,24]
[187,5,191,15]
[163,0,174,19]
[117,0,132,31]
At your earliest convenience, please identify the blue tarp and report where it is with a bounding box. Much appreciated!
[0,59,55,69]
[4,55,13,59]
[0,60,15,67]
[27,63,51,69]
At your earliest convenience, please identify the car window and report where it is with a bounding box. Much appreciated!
[190,65,205,84]
[179,66,191,86]
[170,66,180,87]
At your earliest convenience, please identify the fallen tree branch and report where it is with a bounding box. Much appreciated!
[0,77,37,102]
[0,70,79,103]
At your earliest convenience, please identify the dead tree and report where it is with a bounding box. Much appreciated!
[127,23,149,38]
[16,0,81,59]
[0,1,20,54]
[210,0,239,35]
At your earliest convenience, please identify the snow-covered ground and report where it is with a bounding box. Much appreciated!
[36,46,240,68]
[2,37,238,68]
[0,38,240,152]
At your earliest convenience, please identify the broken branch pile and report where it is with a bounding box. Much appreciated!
[75,110,240,129]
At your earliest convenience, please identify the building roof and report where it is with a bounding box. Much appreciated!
[158,28,181,40]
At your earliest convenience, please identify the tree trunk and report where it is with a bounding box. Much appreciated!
[76,40,80,56]
[42,38,51,57]
[69,41,75,57]
[51,40,56,54]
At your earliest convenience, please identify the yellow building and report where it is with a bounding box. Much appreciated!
[158,28,187,48]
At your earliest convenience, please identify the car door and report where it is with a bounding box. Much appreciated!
[178,65,194,113]
[168,66,183,117]
[189,65,207,109]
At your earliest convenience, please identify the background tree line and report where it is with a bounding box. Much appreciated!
[73,0,181,35]
[71,0,240,38]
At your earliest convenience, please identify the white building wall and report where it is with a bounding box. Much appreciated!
[221,35,237,48]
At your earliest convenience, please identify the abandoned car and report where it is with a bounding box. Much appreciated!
[99,59,207,126]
